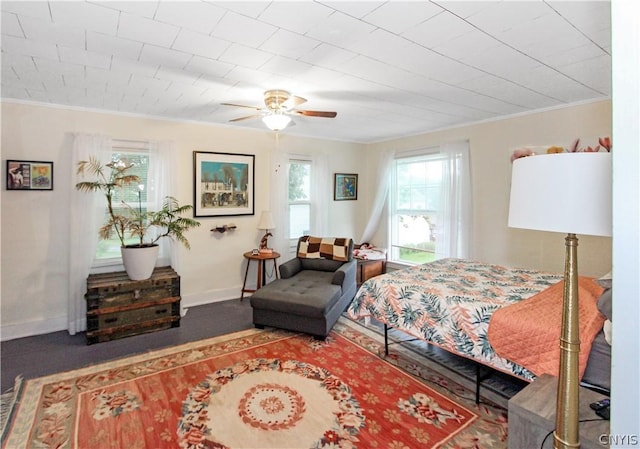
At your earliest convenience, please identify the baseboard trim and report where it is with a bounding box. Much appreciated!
[0,288,242,341]
[181,287,241,309]
[0,315,68,342]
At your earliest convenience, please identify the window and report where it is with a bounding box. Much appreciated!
[94,151,149,261]
[93,139,173,267]
[273,153,325,258]
[288,159,312,246]
[389,142,472,265]
[390,152,441,265]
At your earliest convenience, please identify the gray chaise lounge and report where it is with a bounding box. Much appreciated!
[250,236,357,338]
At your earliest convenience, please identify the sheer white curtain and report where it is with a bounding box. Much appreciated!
[310,153,328,236]
[68,134,112,334]
[68,137,175,334]
[268,147,290,257]
[148,140,177,269]
[435,140,473,259]
[268,150,328,259]
[360,150,394,243]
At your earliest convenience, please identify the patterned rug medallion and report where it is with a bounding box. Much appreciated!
[1,318,507,449]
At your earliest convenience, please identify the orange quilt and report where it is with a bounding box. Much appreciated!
[487,277,605,380]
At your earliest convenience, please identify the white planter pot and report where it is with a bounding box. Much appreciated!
[121,245,159,280]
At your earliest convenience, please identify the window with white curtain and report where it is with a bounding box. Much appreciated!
[389,142,472,265]
[288,158,312,248]
[93,141,166,267]
[95,150,148,261]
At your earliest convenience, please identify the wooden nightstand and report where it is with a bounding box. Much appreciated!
[356,258,386,287]
[508,374,610,449]
[354,244,387,287]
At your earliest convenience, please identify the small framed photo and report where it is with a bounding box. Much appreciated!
[6,160,54,190]
[334,173,358,201]
[193,151,255,217]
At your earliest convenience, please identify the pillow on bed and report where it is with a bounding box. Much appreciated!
[596,270,612,289]
[603,320,612,345]
[597,288,613,345]
[597,288,612,321]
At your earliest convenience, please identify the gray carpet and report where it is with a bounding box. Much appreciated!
[1,298,526,410]
[0,300,254,393]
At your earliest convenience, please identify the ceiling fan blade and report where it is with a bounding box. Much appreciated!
[283,95,307,109]
[221,102,262,111]
[293,110,337,118]
[229,114,261,122]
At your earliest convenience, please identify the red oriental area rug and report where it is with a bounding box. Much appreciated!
[1,318,507,449]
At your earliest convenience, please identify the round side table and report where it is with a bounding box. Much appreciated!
[241,251,280,300]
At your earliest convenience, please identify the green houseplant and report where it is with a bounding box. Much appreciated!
[76,157,200,280]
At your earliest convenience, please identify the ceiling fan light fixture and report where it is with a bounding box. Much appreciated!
[262,112,291,131]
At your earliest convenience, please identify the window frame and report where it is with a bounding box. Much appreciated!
[287,157,313,251]
[91,141,165,270]
[388,148,441,266]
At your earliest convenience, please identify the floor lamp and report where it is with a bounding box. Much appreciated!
[508,152,612,449]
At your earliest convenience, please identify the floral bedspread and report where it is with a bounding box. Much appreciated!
[346,258,563,381]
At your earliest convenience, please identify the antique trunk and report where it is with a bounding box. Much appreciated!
[85,266,181,344]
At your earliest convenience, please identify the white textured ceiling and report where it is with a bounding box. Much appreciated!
[1,1,611,143]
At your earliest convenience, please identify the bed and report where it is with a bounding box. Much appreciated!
[346,258,611,398]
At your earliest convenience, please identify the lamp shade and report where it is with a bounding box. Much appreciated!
[262,112,291,131]
[257,211,275,230]
[508,152,612,237]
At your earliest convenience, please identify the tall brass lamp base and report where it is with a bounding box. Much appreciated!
[554,233,581,449]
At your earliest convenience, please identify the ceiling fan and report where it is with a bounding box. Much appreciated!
[222,90,337,131]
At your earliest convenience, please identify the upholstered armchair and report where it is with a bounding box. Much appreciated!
[250,236,357,338]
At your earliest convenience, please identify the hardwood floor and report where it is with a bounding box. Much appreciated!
[0,300,253,392]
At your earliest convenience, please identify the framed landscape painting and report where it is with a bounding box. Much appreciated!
[334,173,358,201]
[193,151,255,217]
[6,160,53,190]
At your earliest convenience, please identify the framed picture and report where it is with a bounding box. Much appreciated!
[334,173,358,201]
[193,151,255,217]
[6,160,54,191]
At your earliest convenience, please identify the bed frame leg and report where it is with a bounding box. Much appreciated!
[384,324,389,356]
[381,323,486,405]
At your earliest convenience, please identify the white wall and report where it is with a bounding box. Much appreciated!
[0,100,615,335]
[364,100,613,278]
[610,0,640,439]
[0,102,365,339]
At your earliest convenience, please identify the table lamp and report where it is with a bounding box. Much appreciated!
[258,211,275,254]
[508,151,612,449]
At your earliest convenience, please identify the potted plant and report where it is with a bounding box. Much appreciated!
[76,157,200,280]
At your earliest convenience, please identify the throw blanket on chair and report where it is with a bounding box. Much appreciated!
[488,276,605,380]
[298,236,352,262]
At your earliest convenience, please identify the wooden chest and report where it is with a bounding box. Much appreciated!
[356,258,386,287]
[85,266,181,344]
